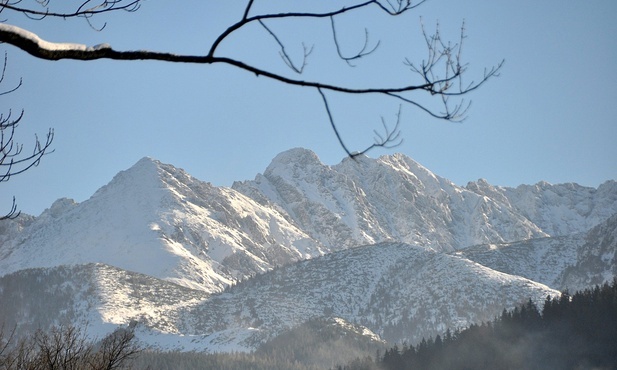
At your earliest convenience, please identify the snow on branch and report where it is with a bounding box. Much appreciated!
[0,23,475,98]
[0,24,110,53]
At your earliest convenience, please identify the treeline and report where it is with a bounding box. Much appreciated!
[134,351,315,370]
[340,278,617,370]
[134,317,385,370]
[0,325,139,370]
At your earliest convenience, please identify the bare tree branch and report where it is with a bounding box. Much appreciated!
[1,196,19,219]
[242,0,255,21]
[0,0,141,19]
[371,106,404,150]
[91,327,141,370]
[0,52,21,95]
[318,88,403,158]
[330,16,380,67]
[258,19,313,74]
[207,0,424,58]
[7,324,142,370]
[0,51,54,220]
[318,87,354,158]
[0,0,503,159]
[0,23,490,97]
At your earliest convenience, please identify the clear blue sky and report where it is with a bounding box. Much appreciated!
[2,1,616,216]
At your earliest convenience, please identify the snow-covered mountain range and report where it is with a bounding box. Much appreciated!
[0,148,615,352]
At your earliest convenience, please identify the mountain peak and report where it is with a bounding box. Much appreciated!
[265,148,323,175]
[128,156,163,174]
[42,197,78,218]
[134,155,160,166]
[378,153,434,176]
[87,157,165,206]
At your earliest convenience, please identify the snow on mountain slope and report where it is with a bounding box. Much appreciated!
[180,242,559,348]
[145,157,325,285]
[336,153,549,249]
[560,213,617,291]
[0,264,102,335]
[0,243,558,352]
[0,157,321,292]
[0,243,559,351]
[0,158,186,280]
[233,148,548,252]
[455,234,584,290]
[0,213,34,247]
[4,150,613,290]
[455,213,617,292]
[467,179,617,236]
[0,263,214,349]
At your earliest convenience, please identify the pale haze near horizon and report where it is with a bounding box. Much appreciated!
[2,0,616,216]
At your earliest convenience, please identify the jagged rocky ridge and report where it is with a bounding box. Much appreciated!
[454,203,617,292]
[233,149,551,252]
[0,148,616,352]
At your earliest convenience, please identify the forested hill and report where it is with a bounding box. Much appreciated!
[344,279,617,370]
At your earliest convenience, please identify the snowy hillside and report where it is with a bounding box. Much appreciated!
[181,242,558,347]
[455,212,617,292]
[4,149,615,288]
[0,263,207,340]
[560,213,617,291]
[0,243,558,351]
[456,235,585,290]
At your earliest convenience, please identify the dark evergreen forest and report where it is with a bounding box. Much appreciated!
[340,278,617,370]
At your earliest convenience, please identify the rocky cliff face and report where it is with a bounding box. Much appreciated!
[233,149,561,253]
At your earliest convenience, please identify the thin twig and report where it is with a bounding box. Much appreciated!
[330,16,380,67]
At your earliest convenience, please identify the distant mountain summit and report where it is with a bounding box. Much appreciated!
[466,177,617,236]
[1,148,616,352]
[234,148,615,252]
[3,149,617,291]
